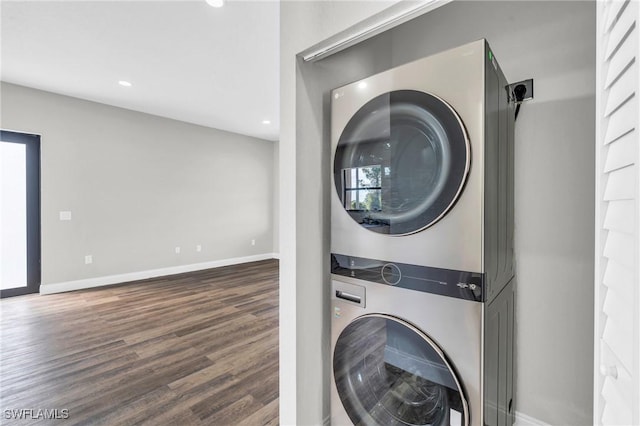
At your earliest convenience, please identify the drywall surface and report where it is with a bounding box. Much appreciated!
[273,140,280,255]
[283,1,595,425]
[1,82,275,287]
[279,2,398,424]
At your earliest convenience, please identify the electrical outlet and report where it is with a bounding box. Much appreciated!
[251,239,256,246]
[175,247,181,254]
[196,244,202,252]
[506,79,534,103]
[85,255,93,264]
[59,211,72,221]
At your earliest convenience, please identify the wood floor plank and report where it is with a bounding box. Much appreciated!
[0,259,279,425]
[237,398,279,426]
[189,357,278,421]
[66,386,177,426]
[203,394,264,424]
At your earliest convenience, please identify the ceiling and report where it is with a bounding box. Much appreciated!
[1,0,279,141]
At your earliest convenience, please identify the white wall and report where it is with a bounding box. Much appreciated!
[273,140,279,255]
[282,1,595,425]
[1,82,276,290]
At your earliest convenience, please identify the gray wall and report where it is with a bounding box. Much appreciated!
[273,140,280,254]
[283,1,595,425]
[1,82,275,287]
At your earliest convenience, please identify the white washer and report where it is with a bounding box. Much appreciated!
[330,40,516,426]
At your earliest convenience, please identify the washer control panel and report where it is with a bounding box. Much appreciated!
[331,253,484,302]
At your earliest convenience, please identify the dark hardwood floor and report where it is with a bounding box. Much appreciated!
[0,259,279,425]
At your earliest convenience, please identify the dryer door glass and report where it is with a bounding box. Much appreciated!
[333,314,468,426]
[334,90,469,235]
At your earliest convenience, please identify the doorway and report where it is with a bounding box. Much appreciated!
[1,130,41,297]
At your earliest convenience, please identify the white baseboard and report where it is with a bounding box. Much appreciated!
[40,253,278,295]
[515,411,550,426]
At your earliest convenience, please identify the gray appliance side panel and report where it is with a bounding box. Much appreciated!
[505,63,516,291]
[483,277,516,426]
[483,41,515,303]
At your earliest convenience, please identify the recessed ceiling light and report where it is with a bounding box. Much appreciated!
[206,0,224,7]
[118,80,132,87]
[358,81,367,89]
[262,120,271,125]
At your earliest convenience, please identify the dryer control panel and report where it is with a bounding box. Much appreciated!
[331,253,484,302]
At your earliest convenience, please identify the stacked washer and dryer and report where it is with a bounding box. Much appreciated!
[329,40,516,426]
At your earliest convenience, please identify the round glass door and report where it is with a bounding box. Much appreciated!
[333,90,470,235]
[333,314,468,426]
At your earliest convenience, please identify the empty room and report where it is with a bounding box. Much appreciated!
[1,1,279,424]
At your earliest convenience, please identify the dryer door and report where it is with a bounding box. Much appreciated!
[333,90,469,235]
[333,314,468,426]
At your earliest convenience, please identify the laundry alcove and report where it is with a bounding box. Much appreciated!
[283,1,595,425]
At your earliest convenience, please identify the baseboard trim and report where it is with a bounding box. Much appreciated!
[515,411,550,426]
[40,253,278,295]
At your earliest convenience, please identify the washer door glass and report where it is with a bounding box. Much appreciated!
[333,314,468,426]
[333,90,469,235]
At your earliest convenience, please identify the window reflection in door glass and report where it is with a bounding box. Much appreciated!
[343,165,382,212]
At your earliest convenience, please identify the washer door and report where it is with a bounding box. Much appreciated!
[333,90,469,235]
[333,314,468,426]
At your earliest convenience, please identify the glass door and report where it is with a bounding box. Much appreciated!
[333,314,468,426]
[1,130,41,297]
[333,90,470,235]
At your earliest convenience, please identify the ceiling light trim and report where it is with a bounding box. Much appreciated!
[300,0,451,63]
